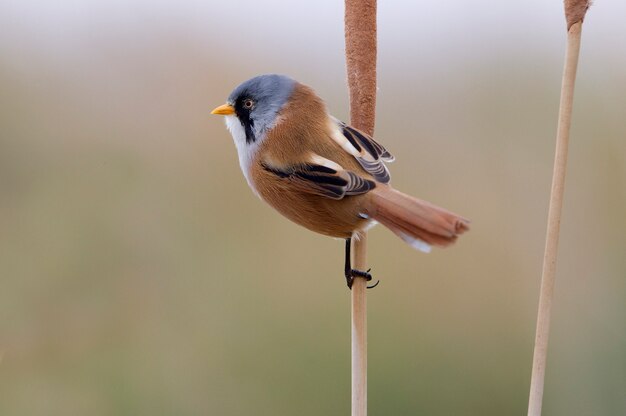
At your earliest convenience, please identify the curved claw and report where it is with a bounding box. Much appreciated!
[367,280,380,289]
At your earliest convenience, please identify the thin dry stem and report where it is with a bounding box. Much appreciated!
[527,21,583,416]
[351,234,368,416]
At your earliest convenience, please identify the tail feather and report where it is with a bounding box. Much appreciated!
[369,186,469,252]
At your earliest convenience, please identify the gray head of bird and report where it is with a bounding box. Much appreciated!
[211,74,296,145]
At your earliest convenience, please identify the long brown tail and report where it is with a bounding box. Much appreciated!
[368,186,470,252]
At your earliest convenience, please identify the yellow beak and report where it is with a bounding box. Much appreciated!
[211,103,235,115]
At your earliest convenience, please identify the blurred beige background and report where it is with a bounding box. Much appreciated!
[1,1,625,415]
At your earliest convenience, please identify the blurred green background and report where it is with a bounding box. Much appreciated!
[1,1,625,415]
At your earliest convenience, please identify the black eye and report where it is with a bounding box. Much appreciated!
[243,99,254,109]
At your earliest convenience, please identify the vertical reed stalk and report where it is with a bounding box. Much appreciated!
[351,233,368,416]
[528,2,590,415]
[344,1,377,415]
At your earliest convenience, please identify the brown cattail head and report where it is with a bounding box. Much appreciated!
[344,0,377,136]
[564,0,591,30]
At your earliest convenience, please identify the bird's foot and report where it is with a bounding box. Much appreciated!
[345,268,380,290]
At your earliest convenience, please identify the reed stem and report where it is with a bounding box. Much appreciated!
[351,234,368,416]
[527,20,584,416]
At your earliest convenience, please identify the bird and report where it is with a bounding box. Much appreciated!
[211,74,469,288]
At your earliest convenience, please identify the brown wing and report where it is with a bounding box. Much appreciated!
[261,162,375,200]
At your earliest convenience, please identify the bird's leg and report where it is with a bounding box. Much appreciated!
[344,238,379,289]
[344,238,353,288]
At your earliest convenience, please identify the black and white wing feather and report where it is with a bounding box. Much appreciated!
[261,158,375,200]
[330,118,394,184]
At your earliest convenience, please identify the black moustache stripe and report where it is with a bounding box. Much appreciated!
[234,100,256,144]
[243,117,255,144]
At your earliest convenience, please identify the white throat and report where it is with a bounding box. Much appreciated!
[225,115,261,194]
